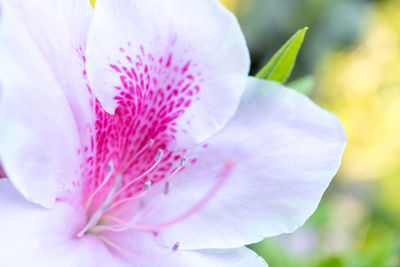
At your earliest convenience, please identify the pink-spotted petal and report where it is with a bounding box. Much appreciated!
[0,179,129,267]
[144,78,346,249]
[0,0,92,207]
[86,0,250,150]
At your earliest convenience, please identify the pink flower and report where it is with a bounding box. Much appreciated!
[0,0,346,266]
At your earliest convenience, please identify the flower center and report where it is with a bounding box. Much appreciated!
[77,143,186,238]
[76,141,233,257]
[75,44,231,257]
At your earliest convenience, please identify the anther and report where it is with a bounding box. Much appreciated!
[161,154,186,186]
[155,149,163,161]
[100,161,234,232]
[138,199,146,209]
[172,242,180,251]
[164,181,171,195]
[179,155,186,167]
[147,139,155,147]
[106,162,114,174]
[144,180,152,191]
[113,149,164,200]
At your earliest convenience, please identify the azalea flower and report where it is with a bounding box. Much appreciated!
[0,0,346,266]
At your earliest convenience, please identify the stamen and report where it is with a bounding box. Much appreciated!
[103,182,152,214]
[98,236,178,259]
[95,202,158,233]
[103,154,185,227]
[105,154,183,221]
[154,149,163,161]
[172,242,180,251]
[112,149,164,201]
[148,139,155,147]
[120,139,154,174]
[99,161,234,232]
[159,154,186,196]
[97,195,163,234]
[85,161,114,210]
[77,175,122,238]
[144,180,152,191]
[179,155,186,167]
[164,181,171,195]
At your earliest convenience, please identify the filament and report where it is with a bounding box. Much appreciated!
[97,203,161,233]
[103,155,185,224]
[99,161,233,232]
[163,155,186,184]
[85,162,114,211]
[103,183,151,214]
[112,149,164,201]
[77,175,122,237]
[120,139,154,174]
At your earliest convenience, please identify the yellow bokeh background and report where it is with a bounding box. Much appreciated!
[316,0,400,217]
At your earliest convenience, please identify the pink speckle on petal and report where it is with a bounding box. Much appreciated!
[75,43,214,246]
[82,43,202,204]
[182,61,191,74]
[166,54,172,68]
[110,64,122,73]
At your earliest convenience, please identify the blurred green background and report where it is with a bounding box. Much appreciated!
[220,0,400,266]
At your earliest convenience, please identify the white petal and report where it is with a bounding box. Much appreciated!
[0,178,266,266]
[0,179,129,267]
[132,247,268,267]
[0,0,93,207]
[2,0,95,136]
[145,78,346,249]
[87,0,250,149]
[103,227,267,267]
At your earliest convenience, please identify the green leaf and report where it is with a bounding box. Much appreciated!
[256,27,308,83]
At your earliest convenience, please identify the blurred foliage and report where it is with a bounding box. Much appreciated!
[229,0,400,266]
[316,0,400,218]
[317,1,400,186]
[311,1,400,263]
[287,75,315,96]
[229,0,369,78]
